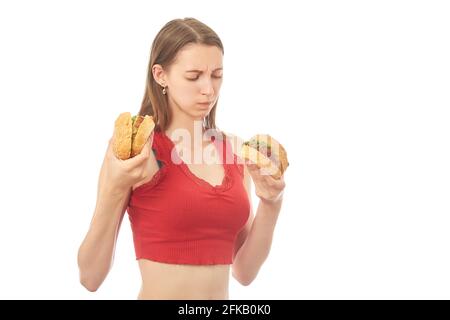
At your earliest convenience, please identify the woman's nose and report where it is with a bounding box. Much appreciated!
[200,79,214,96]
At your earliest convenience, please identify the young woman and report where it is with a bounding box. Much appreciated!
[77,17,286,300]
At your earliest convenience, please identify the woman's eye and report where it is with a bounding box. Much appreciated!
[187,75,222,81]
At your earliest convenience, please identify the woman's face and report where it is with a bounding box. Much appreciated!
[156,43,224,120]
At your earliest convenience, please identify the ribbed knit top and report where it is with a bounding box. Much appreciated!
[126,129,250,265]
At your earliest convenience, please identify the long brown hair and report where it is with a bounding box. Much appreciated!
[138,18,224,133]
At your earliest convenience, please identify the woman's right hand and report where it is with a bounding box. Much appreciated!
[98,131,155,195]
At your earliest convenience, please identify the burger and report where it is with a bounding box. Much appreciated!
[112,112,155,160]
[240,134,289,179]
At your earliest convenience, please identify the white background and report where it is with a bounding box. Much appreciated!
[0,0,449,299]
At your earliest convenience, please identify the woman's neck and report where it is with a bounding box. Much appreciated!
[165,116,215,152]
[165,119,204,141]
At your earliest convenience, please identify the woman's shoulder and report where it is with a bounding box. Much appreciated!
[217,130,245,156]
[131,129,168,192]
[215,130,246,176]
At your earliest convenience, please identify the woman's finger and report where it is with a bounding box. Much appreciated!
[140,138,152,158]
[123,142,151,167]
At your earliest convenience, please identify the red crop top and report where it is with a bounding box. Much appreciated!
[126,129,251,265]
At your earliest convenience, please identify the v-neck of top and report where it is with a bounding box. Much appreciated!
[160,131,233,192]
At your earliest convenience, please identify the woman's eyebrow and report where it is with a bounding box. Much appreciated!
[185,67,223,73]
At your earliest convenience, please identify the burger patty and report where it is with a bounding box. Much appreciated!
[131,115,144,141]
[244,140,273,158]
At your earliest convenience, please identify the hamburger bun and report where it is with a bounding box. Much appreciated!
[112,112,155,160]
[240,134,289,179]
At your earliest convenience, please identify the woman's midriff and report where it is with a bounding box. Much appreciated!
[137,259,231,300]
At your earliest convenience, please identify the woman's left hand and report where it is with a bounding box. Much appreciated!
[246,163,286,204]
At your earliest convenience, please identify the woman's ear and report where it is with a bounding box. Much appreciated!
[152,64,166,85]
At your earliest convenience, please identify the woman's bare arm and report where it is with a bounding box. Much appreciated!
[77,134,154,292]
[77,175,131,292]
